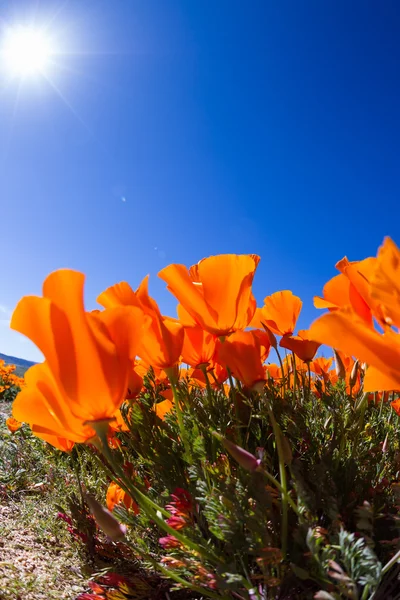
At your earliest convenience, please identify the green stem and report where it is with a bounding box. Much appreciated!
[71,450,86,512]
[256,466,300,516]
[292,352,297,402]
[97,432,170,518]
[381,548,400,576]
[200,364,213,401]
[379,392,385,418]
[267,404,289,559]
[274,346,286,396]
[227,367,242,445]
[350,392,369,463]
[94,429,220,564]
[170,379,192,462]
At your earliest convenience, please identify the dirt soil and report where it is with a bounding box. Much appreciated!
[0,502,87,600]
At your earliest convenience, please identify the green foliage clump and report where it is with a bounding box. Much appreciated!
[64,370,400,600]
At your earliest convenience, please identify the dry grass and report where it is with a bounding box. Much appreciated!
[0,401,88,600]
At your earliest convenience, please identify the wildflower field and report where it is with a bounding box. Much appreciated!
[3,237,400,600]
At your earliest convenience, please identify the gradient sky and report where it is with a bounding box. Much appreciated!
[1,1,399,361]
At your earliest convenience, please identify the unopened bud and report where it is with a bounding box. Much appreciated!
[334,350,346,380]
[349,360,359,388]
[360,362,367,376]
[85,493,127,540]
[213,432,261,472]
[382,432,389,453]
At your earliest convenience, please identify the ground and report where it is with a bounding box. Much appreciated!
[0,400,90,599]
[0,502,87,600]
[0,401,191,600]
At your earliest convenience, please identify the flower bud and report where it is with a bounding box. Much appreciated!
[360,362,367,376]
[334,350,345,380]
[349,360,359,388]
[212,432,261,472]
[85,493,127,541]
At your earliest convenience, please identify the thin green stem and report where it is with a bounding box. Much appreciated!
[267,404,289,559]
[292,352,297,402]
[256,466,300,516]
[379,392,385,418]
[274,345,286,396]
[381,547,400,576]
[170,379,192,462]
[72,451,86,512]
[200,364,213,401]
[94,429,221,564]
[227,367,242,445]
[350,393,369,463]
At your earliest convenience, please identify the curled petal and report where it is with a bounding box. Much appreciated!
[159,254,260,336]
[309,308,400,391]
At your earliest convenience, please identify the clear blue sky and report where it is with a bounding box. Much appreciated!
[0,0,399,361]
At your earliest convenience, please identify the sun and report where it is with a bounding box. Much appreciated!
[1,26,54,77]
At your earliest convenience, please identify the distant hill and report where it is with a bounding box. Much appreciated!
[0,352,36,376]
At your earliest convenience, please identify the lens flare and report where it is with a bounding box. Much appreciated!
[2,26,54,77]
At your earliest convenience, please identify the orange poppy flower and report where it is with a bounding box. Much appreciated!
[279,330,320,363]
[155,397,174,420]
[211,361,229,385]
[98,276,184,372]
[367,391,390,406]
[196,361,230,387]
[139,315,184,372]
[186,368,207,388]
[251,329,274,362]
[106,481,139,515]
[370,237,400,328]
[158,254,260,336]
[6,417,22,433]
[390,397,400,415]
[309,357,333,382]
[13,363,97,446]
[281,353,308,378]
[251,291,302,336]
[134,359,169,385]
[216,330,269,389]
[126,366,143,400]
[188,361,228,389]
[309,307,400,392]
[264,363,283,380]
[313,257,387,327]
[181,326,217,368]
[11,270,145,425]
[33,430,75,452]
[108,407,130,433]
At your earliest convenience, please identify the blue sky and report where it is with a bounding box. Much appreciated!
[0,0,399,361]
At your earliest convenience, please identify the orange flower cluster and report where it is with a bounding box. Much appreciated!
[106,481,140,515]
[0,359,25,398]
[10,241,400,451]
[310,237,400,395]
[6,416,22,433]
[11,255,294,449]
